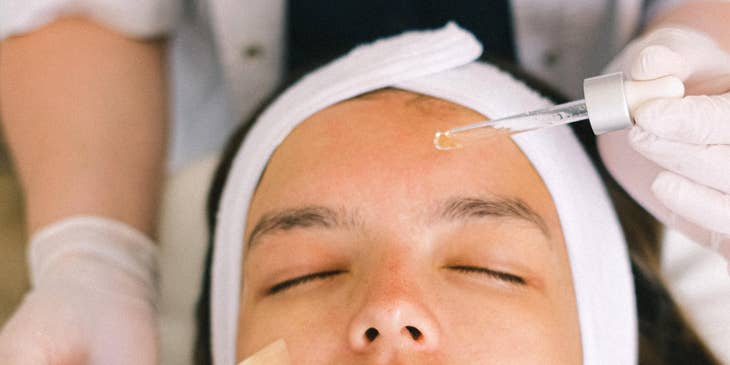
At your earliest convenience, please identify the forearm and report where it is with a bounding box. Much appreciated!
[0,17,167,237]
[647,0,730,52]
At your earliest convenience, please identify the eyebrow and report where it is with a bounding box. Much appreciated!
[247,206,343,251]
[246,196,549,250]
[434,196,550,236]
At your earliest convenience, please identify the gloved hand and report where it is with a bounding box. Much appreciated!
[599,27,730,265]
[0,216,160,364]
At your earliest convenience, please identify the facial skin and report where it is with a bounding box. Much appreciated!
[237,89,582,364]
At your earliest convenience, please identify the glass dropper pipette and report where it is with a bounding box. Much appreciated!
[434,73,685,150]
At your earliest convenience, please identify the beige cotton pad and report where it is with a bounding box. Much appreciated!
[238,339,290,365]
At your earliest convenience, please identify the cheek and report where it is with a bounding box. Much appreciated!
[237,293,351,363]
[434,289,580,364]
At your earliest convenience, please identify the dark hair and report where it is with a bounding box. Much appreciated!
[194,59,719,365]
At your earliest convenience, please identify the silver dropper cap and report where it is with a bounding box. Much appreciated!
[584,72,631,135]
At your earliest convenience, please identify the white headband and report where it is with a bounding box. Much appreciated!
[212,23,636,365]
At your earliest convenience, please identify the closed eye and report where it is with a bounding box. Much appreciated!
[448,265,526,285]
[268,270,346,295]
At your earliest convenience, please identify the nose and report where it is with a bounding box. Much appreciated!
[348,298,440,354]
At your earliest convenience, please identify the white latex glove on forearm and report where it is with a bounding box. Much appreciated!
[0,216,159,364]
[599,27,730,265]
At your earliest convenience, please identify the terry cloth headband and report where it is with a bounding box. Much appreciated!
[212,23,636,365]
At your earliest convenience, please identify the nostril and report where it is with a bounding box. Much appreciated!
[404,325,422,341]
[365,327,379,342]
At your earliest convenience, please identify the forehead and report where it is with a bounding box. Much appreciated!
[246,89,559,232]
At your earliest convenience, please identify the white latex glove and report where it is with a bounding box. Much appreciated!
[0,216,160,364]
[599,27,730,266]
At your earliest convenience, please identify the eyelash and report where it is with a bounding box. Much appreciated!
[267,266,525,295]
[448,265,526,285]
[268,270,346,295]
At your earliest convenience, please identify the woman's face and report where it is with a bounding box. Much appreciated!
[237,90,582,364]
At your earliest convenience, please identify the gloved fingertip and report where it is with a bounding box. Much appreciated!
[633,99,680,133]
[630,45,686,80]
[627,126,653,146]
[633,101,659,127]
[650,171,682,198]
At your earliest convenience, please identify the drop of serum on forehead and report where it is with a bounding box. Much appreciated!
[433,131,462,150]
[434,126,508,150]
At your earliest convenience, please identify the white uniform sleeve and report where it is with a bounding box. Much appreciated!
[1,0,183,40]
